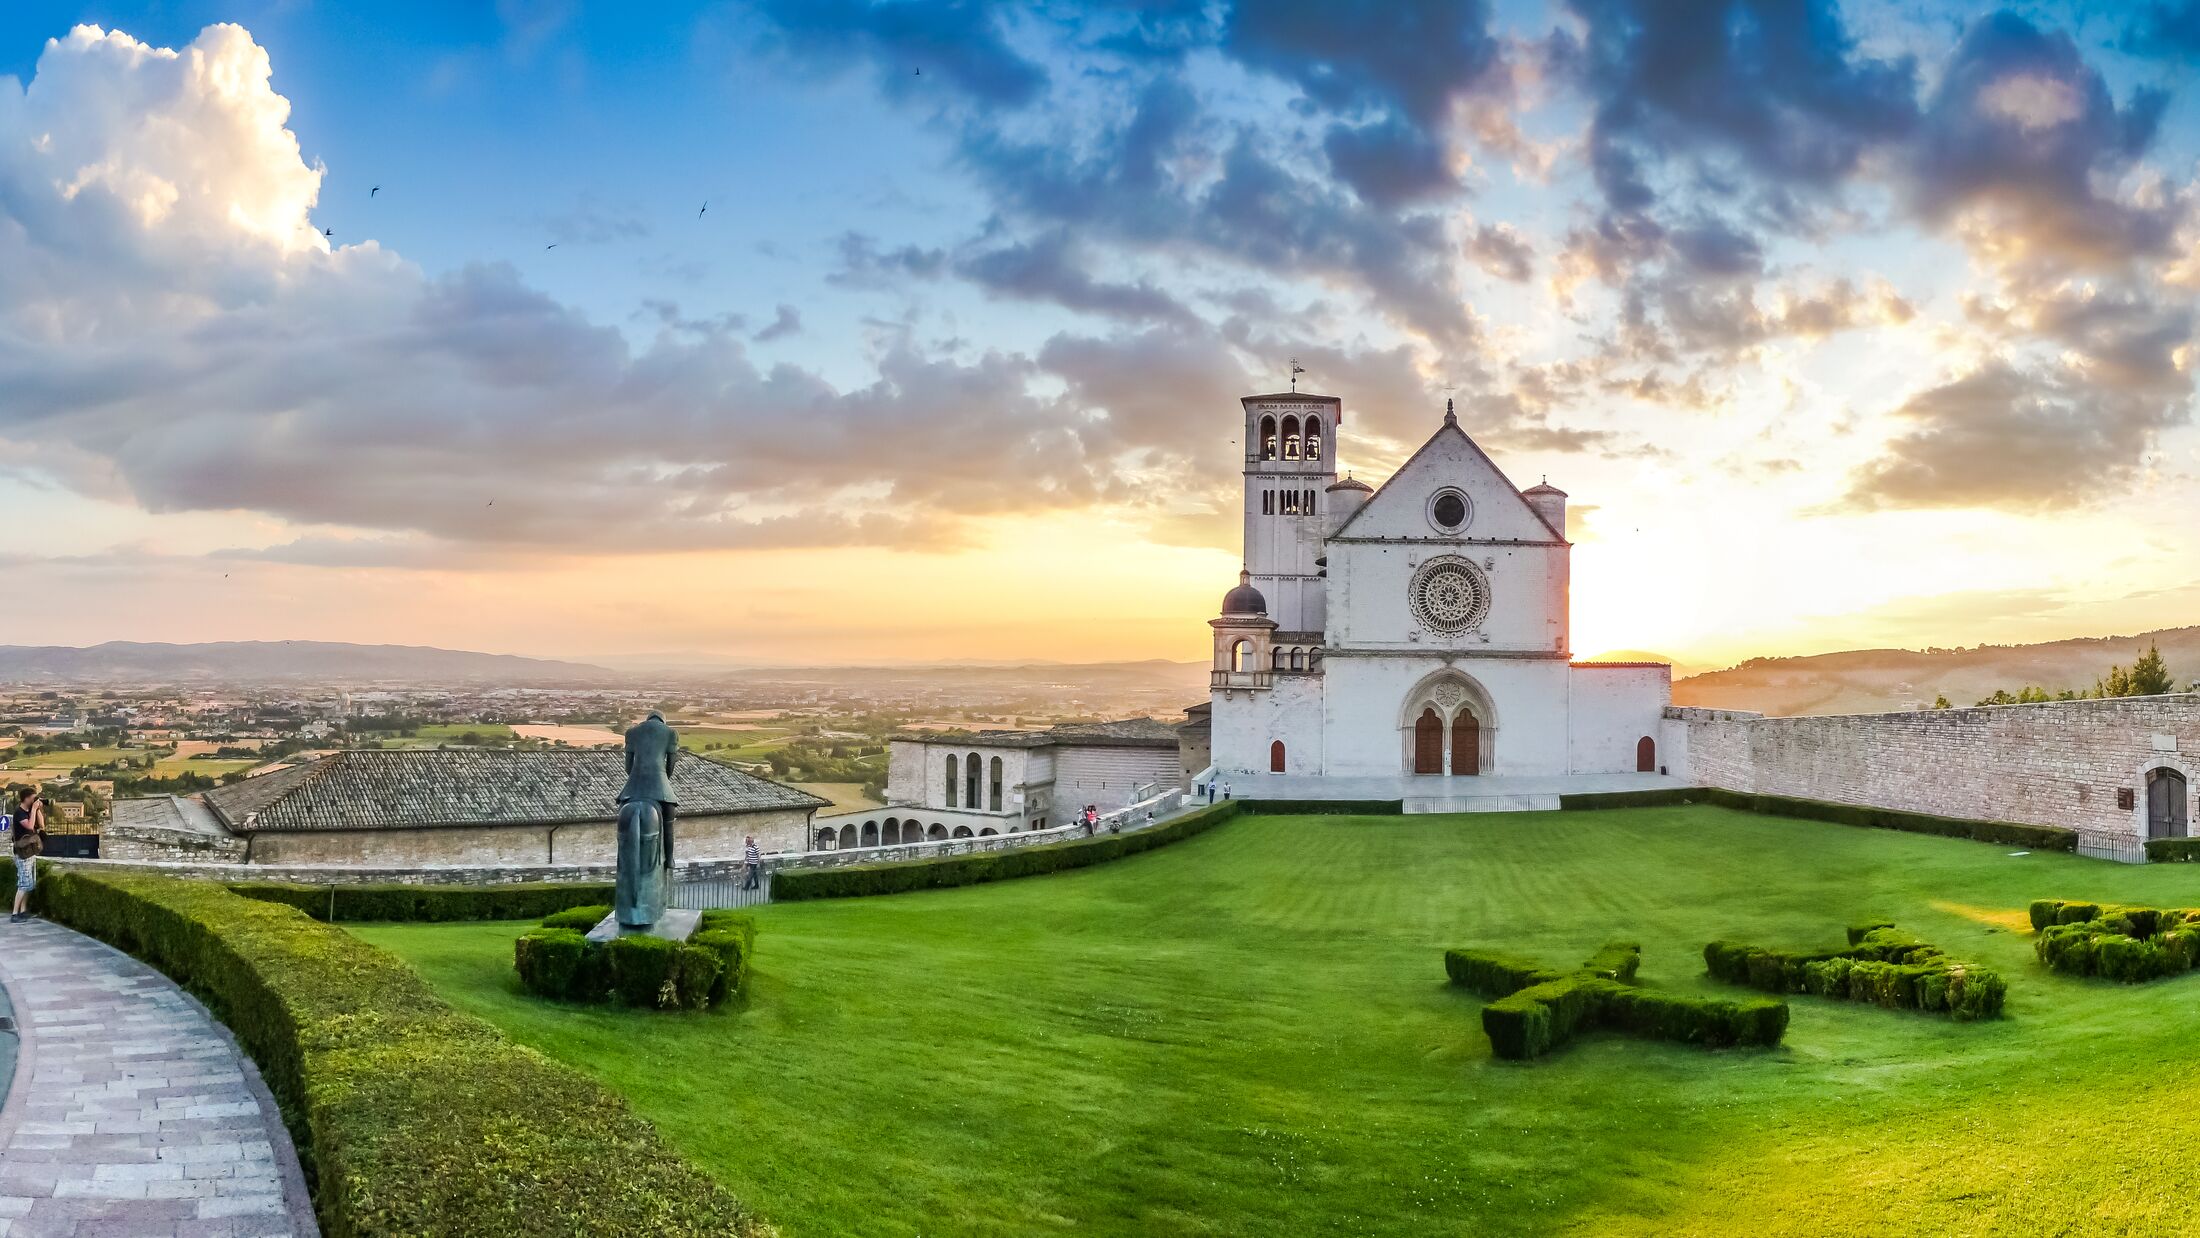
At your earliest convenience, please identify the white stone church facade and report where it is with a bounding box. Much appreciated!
[1204,391,1673,786]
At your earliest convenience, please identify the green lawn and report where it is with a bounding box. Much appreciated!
[352,807,2200,1237]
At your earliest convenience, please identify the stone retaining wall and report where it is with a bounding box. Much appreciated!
[44,789,1189,888]
[1672,695,2200,860]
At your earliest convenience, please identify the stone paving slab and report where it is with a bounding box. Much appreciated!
[0,918,318,1238]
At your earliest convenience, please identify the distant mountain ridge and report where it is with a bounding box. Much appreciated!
[1673,626,2200,717]
[0,641,615,684]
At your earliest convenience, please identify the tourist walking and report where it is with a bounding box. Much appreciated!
[741,834,762,891]
[11,784,45,923]
[1204,780,1215,804]
[1221,781,1232,800]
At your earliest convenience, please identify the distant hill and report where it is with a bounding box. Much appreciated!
[708,659,1211,693]
[0,641,616,685]
[1673,626,2200,717]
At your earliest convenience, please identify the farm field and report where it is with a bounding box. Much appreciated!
[355,807,2200,1237]
[789,781,882,813]
[509,723,622,746]
[4,745,130,769]
[374,723,520,747]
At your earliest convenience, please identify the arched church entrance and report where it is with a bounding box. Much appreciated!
[1401,672,1496,776]
[1637,736,1656,773]
[2147,767,2189,839]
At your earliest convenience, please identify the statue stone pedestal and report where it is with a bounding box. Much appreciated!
[585,907,702,945]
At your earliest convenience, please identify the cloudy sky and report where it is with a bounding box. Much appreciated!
[2,2,2198,669]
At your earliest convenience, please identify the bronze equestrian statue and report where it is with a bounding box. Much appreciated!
[614,711,680,927]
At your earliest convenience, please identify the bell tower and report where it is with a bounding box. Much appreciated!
[1241,390,1340,633]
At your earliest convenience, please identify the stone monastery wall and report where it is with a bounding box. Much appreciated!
[1673,695,2200,860]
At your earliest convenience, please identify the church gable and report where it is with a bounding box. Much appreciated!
[1333,417,1560,542]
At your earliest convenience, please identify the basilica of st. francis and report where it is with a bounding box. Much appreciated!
[1201,391,1674,790]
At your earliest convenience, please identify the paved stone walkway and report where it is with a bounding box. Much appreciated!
[0,919,317,1238]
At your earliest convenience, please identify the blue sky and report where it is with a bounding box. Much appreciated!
[3,2,2199,667]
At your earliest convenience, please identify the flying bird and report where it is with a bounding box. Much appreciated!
[698,200,707,219]
[487,499,495,507]
[370,185,380,198]
[545,243,557,250]
[322,227,333,238]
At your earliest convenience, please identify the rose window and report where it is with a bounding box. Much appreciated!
[1409,558,1491,634]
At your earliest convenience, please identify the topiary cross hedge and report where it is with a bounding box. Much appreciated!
[2030,900,2200,982]
[1703,921,2006,1020]
[1444,942,1789,1060]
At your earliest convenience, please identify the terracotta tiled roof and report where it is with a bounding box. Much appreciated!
[894,717,1184,750]
[201,749,826,834]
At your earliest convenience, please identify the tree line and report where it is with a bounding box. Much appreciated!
[1932,644,2184,709]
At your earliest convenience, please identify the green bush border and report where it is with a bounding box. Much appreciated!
[515,909,756,1010]
[226,880,614,923]
[2145,838,2200,863]
[2029,899,2200,982]
[772,801,1242,901]
[1235,799,1404,815]
[1445,942,1787,1059]
[1704,922,2006,1020]
[1557,788,1713,810]
[30,867,764,1236]
[1701,788,2076,852]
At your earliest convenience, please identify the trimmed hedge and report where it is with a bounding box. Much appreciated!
[1446,941,1786,1060]
[773,801,1242,901]
[30,867,765,1237]
[515,908,756,1010]
[1557,788,1713,811]
[1235,799,1403,816]
[1703,923,2006,1020]
[2146,838,2200,863]
[226,880,614,924]
[1702,787,2076,852]
[2029,899,2200,982]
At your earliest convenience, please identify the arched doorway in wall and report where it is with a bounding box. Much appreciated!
[952,825,975,839]
[838,824,857,849]
[928,824,949,840]
[1414,708,1443,775]
[862,821,879,847]
[1401,670,1498,775]
[2148,767,2189,839]
[1270,740,1288,773]
[1450,712,1480,776]
[1637,736,1656,773]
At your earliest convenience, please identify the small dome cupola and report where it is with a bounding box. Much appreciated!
[1324,471,1373,533]
[1523,477,1568,539]
[1220,568,1268,617]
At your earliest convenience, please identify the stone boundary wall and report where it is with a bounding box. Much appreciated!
[1671,695,2200,861]
[46,788,1190,888]
[100,822,249,864]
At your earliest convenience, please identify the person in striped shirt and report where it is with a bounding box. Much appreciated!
[741,835,762,891]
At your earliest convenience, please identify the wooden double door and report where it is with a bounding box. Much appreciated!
[1413,708,1480,776]
[2149,767,2189,840]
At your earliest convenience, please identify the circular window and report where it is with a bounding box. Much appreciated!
[1408,556,1492,634]
[1427,489,1471,533]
